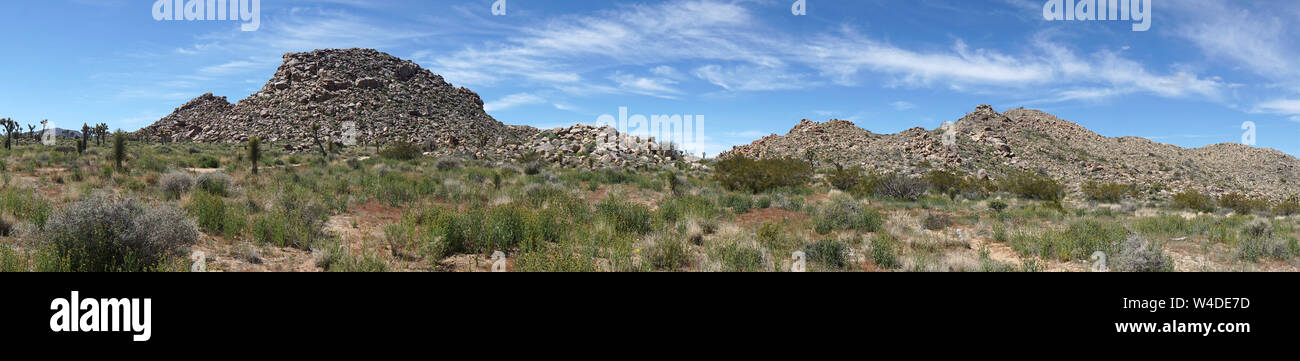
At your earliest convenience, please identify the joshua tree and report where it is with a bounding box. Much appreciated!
[248,136,261,175]
[26,124,35,141]
[308,121,330,159]
[95,123,109,146]
[1,118,18,150]
[79,123,91,154]
[112,130,126,171]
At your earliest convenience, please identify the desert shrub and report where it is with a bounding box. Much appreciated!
[1172,190,1215,213]
[989,199,1009,212]
[514,249,598,272]
[1,187,53,228]
[482,206,531,252]
[648,237,688,271]
[803,239,848,270]
[813,194,883,235]
[713,156,813,194]
[435,158,460,171]
[716,244,765,272]
[188,190,226,234]
[159,171,194,200]
[1009,219,1126,261]
[721,193,753,214]
[1275,196,1300,216]
[112,130,126,170]
[871,232,901,269]
[866,173,928,201]
[1218,192,1267,215]
[1133,214,1193,236]
[827,166,866,191]
[1000,170,1064,202]
[196,172,232,197]
[596,198,652,235]
[922,212,952,231]
[379,141,421,161]
[655,195,718,225]
[38,195,198,272]
[253,189,329,249]
[1236,237,1291,263]
[1110,234,1175,272]
[1082,181,1132,203]
[1244,218,1273,239]
[925,169,964,198]
[196,156,221,169]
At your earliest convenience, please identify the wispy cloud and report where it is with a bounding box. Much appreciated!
[484,93,546,112]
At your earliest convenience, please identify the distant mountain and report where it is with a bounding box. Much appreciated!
[720,105,1300,200]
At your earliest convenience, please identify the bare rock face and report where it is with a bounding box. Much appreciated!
[137,48,520,156]
[722,105,1300,200]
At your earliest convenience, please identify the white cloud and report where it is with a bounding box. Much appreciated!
[1255,99,1300,115]
[608,72,680,98]
[891,101,916,111]
[693,64,807,91]
[484,93,546,112]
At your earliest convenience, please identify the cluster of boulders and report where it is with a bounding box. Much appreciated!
[503,124,698,169]
[136,48,523,155]
[722,105,1300,201]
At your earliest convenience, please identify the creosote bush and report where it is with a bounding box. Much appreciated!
[1111,234,1175,272]
[1000,170,1064,202]
[713,156,812,194]
[1218,192,1267,215]
[803,239,849,270]
[196,172,232,197]
[1172,189,1215,213]
[1081,181,1132,203]
[380,141,421,161]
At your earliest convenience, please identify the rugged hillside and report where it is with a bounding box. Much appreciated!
[138,48,686,167]
[138,48,528,157]
[721,105,1300,200]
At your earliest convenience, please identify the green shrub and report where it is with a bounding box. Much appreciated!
[1009,219,1126,261]
[514,250,598,272]
[716,245,764,272]
[721,193,753,214]
[248,136,261,175]
[1172,190,1215,213]
[989,199,1009,212]
[827,166,865,191]
[38,195,198,272]
[803,239,848,270]
[1000,170,1064,202]
[713,156,813,194]
[925,169,964,198]
[197,156,221,169]
[189,190,226,234]
[196,172,232,197]
[596,198,652,235]
[1218,192,1267,215]
[813,194,883,235]
[253,189,329,249]
[112,130,126,170]
[648,237,688,271]
[435,157,460,171]
[1275,195,1300,216]
[871,232,901,269]
[1082,181,1132,203]
[380,141,421,161]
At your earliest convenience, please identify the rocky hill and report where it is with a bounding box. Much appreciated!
[137,49,686,168]
[721,105,1300,200]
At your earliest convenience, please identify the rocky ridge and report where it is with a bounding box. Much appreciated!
[137,49,686,168]
[721,105,1300,200]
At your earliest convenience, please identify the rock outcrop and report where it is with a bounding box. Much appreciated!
[721,105,1300,200]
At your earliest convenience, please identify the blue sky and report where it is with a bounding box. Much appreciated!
[3,0,1300,157]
